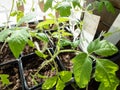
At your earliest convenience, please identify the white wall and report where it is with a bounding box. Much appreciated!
[0,0,44,26]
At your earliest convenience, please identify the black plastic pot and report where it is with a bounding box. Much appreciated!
[0,60,23,90]
[19,48,65,90]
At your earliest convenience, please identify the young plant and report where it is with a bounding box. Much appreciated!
[0,13,34,58]
[0,74,10,87]
[36,11,119,90]
[72,38,119,90]
[87,0,115,13]
[39,27,120,90]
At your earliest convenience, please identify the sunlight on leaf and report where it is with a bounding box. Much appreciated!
[17,12,36,26]
[72,53,92,88]
[87,39,118,56]
[36,33,49,43]
[57,2,71,17]
[58,17,69,23]
[56,78,65,90]
[42,76,57,89]
[59,71,72,83]
[0,74,10,86]
[0,29,12,42]
[95,59,119,90]
[7,28,30,58]
[44,0,53,12]
[37,19,55,29]
[35,50,48,59]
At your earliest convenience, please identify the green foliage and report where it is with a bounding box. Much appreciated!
[60,38,71,47]
[72,0,81,8]
[59,71,72,83]
[35,50,48,59]
[58,17,69,23]
[11,10,24,22]
[7,28,30,58]
[104,0,115,13]
[59,38,80,49]
[96,0,115,13]
[44,0,53,12]
[37,19,55,30]
[56,78,65,90]
[42,71,72,90]
[36,33,49,43]
[97,1,104,12]
[17,13,36,26]
[56,2,71,17]
[0,29,12,42]
[0,74,10,86]
[87,39,118,56]
[0,27,30,58]
[95,59,119,90]
[72,53,92,88]
[52,30,72,38]
[42,76,57,89]
[27,40,34,47]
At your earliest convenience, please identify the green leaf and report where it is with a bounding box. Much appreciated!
[35,50,48,59]
[104,1,115,13]
[27,40,34,47]
[97,1,104,12]
[23,0,26,3]
[10,11,17,16]
[72,53,92,88]
[87,39,118,56]
[56,78,65,90]
[95,59,119,90]
[42,76,57,89]
[7,28,30,58]
[17,11,24,22]
[58,17,69,23]
[103,32,113,37]
[44,0,53,12]
[72,0,81,8]
[61,30,72,37]
[71,40,80,48]
[17,13,35,26]
[37,73,48,79]
[36,33,49,42]
[37,19,55,29]
[98,80,119,90]
[60,38,71,47]
[0,29,12,42]
[0,74,10,86]
[57,2,71,17]
[59,71,72,83]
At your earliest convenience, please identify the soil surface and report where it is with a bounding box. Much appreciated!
[0,43,15,64]
[58,52,76,71]
[0,61,22,90]
[21,53,57,88]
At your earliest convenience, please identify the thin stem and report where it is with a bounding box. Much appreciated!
[53,59,58,75]
[33,50,60,78]
[86,84,88,90]
[30,0,34,12]
[0,41,7,52]
[89,54,97,61]
[71,83,78,90]
[5,0,15,29]
[60,49,81,54]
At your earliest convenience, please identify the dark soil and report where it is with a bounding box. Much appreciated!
[0,61,22,90]
[0,43,15,64]
[22,38,52,56]
[58,52,76,71]
[21,53,57,88]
